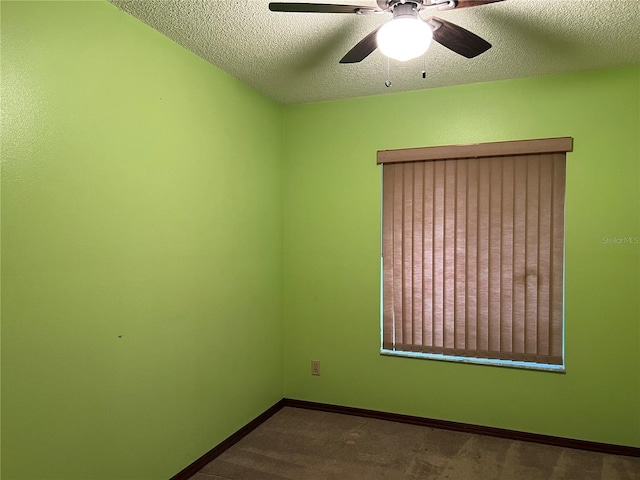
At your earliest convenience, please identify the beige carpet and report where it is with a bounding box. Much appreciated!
[189,407,640,480]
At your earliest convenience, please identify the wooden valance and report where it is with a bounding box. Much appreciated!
[377,137,573,164]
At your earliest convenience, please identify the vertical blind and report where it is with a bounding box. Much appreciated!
[380,139,571,366]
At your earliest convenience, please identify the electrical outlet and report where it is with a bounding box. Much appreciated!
[311,360,320,376]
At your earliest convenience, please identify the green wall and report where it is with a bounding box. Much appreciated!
[1,2,284,479]
[283,67,640,447]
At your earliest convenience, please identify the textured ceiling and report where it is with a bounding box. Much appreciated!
[109,0,640,105]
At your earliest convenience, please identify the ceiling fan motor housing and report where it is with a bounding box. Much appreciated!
[382,0,458,11]
[390,1,421,19]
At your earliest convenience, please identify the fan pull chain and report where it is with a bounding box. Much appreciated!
[385,57,392,88]
[422,55,427,79]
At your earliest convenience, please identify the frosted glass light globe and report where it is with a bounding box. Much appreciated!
[376,17,433,62]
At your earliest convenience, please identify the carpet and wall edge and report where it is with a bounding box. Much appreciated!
[169,398,640,480]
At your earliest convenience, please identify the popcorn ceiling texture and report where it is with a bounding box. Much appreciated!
[109,0,640,105]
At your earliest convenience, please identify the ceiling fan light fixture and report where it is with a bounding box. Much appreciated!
[376,10,432,62]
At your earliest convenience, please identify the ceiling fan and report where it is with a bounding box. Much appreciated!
[269,0,503,63]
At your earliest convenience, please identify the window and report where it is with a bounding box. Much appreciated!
[378,138,572,371]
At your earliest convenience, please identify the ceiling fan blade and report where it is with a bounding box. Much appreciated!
[340,26,381,63]
[269,2,379,14]
[428,17,491,58]
[453,0,504,9]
